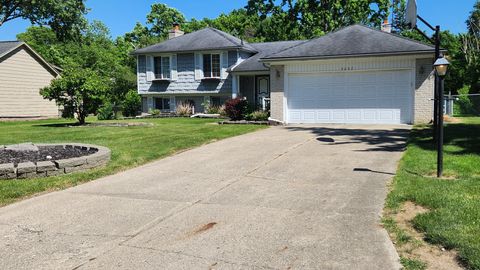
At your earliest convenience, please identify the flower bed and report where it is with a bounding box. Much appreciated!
[0,143,111,179]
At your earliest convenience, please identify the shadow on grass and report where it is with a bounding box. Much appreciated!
[409,123,480,156]
[286,126,410,152]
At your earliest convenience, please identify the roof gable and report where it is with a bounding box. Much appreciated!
[133,27,257,54]
[0,41,60,77]
[262,24,435,61]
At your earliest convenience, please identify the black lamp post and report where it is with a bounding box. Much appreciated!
[433,55,450,177]
[406,0,448,178]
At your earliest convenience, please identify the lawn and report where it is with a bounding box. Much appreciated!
[0,117,266,206]
[385,117,480,269]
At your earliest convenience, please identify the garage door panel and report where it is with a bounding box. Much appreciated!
[287,70,412,124]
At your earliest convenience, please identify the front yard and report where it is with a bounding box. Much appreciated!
[385,117,480,269]
[0,117,266,206]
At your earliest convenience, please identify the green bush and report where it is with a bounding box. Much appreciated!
[246,110,269,121]
[123,90,141,117]
[148,108,161,115]
[206,105,222,114]
[454,85,479,116]
[97,102,115,120]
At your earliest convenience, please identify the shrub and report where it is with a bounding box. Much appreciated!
[206,105,222,114]
[224,97,249,120]
[176,102,193,116]
[148,108,161,115]
[246,110,270,121]
[97,102,115,120]
[123,90,141,117]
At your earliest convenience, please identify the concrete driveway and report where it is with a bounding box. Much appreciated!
[0,125,409,270]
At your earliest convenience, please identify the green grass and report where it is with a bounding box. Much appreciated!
[386,117,480,269]
[0,117,266,206]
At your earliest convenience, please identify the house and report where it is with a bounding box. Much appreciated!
[0,41,60,119]
[132,23,435,124]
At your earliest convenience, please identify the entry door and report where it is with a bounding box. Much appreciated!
[256,76,270,107]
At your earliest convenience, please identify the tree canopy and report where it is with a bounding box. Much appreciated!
[0,0,87,40]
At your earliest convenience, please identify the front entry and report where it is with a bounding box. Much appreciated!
[256,76,270,110]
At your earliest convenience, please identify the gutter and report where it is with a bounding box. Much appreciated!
[259,50,442,62]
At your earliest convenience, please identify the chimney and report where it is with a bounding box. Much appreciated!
[169,22,184,39]
[381,19,392,33]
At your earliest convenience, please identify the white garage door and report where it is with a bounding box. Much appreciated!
[287,70,413,124]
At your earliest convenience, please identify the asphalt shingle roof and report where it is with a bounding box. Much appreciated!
[262,24,435,61]
[231,40,306,72]
[132,27,257,54]
[0,41,23,57]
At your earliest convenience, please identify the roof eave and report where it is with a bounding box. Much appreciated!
[260,50,439,62]
[131,46,257,56]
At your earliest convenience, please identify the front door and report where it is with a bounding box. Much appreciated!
[256,76,270,109]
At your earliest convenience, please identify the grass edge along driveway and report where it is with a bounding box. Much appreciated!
[384,117,480,270]
[0,117,266,206]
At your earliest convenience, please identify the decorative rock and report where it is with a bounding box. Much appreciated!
[54,157,86,169]
[5,143,39,152]
[36,161,56,172]
[1,143,110,180]
[16,162,36,174]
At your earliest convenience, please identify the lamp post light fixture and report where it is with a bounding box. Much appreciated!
[433,55,450,177]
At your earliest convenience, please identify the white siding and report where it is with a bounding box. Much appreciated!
[0,48,59,117]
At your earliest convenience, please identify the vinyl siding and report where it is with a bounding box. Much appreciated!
[137,50,238,94]
[0,48,58,117]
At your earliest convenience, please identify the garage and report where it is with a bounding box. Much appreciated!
[286,69,413,124]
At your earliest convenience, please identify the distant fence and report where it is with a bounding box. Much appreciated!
[447,93,480,117]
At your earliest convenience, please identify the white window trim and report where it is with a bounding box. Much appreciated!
[153,55,171,80]
[203,53,222,79]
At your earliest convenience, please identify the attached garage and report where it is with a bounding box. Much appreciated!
[261,24,436,125]
[286,69,413,124]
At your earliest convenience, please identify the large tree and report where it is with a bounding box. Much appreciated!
[0,0,87,40]
[246,0,390,40]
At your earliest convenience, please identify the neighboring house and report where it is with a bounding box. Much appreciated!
[133,23,436,124]
[0,41,60,119]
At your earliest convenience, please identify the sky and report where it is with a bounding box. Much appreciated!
[0,0,476,40]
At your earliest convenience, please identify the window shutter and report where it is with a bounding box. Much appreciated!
[220,51,229,79]
[194,53,204,81]
[170,54,178,81]
[146,56,154,82]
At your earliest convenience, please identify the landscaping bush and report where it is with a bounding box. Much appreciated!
[123,90,141,117]
[148,108,161,115]
[454,85,480,116]
[97,102,115,120]
[176,102,193,116]
[246,110,270,121]
[206,105,222,114]
[224,97,249,120]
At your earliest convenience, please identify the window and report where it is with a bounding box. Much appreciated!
[203,53,221,78]
[155,98,170,110]
[153,56,170,79]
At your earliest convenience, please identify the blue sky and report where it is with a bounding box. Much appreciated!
[0,0,476,40]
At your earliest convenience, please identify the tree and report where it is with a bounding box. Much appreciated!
[246,0,390,40]
[146,3,186,38]
[123,90,142,117]
[0,0,88,40]
[467,0,480,36]
[40,68,109,124]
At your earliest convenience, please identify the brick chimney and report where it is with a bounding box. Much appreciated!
[169,22,184,39]
[381,19,392,33]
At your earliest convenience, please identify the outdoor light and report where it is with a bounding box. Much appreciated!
[434,55,450,77]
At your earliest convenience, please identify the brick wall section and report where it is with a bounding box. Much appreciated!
[270,65,285,122]
[414,58,435,124]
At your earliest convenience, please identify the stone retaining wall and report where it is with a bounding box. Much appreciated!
[0,143,110,180]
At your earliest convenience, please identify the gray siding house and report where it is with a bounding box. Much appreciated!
[133,24,436,124]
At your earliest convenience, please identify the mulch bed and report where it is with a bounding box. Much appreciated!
[0,146,98,166]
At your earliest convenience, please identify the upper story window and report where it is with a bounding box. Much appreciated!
[154,56,170,79]
[203,53,221,78]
